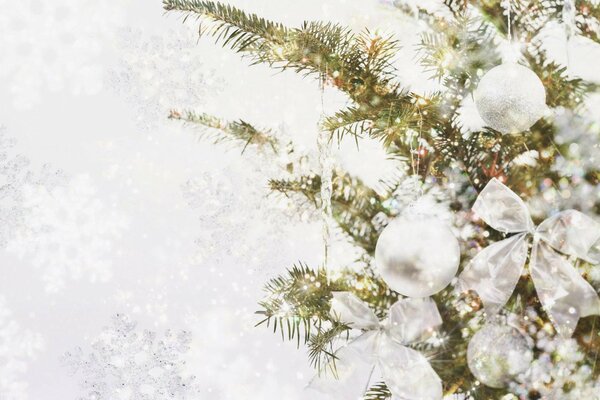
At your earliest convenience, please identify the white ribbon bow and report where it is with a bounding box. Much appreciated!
[309,292,443,400]
[458,178,600,337]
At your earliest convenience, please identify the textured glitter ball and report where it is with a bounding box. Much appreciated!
[467,323,533,388]
[474,62,547,134]
[375,218,460,297]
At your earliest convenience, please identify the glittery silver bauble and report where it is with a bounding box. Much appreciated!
[474,63,547,134]
[375,218,460,298]
[467,324,533,388]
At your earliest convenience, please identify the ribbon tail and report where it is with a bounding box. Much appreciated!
[307,331,380,399]
[530,241,600,338]
[457,234,529,315]
[377,335,442,400]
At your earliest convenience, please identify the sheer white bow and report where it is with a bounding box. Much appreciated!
[309,292,443,400]
[458,178,600,337]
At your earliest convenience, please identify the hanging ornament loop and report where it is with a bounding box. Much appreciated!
[503,0,512,43]
[458,178,600,337]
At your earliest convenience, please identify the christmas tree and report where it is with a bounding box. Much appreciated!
[163,0,600,398]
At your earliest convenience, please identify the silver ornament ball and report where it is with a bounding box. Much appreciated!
[474,62,547,134]
[467,324,533,388]
[375,218,460,298]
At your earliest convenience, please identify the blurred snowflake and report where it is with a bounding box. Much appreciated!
[0,0,123,108]
[109,27,221,127]
[0,297,44,400]
[181,141,317,278]
[6,174,129,292]
[64,314,200,400]
[0,129,64,247]
[182,169,290,278]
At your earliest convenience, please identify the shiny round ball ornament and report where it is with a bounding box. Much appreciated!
[474,62,547,134]
[375,218,460,298]
[467,324,533,388]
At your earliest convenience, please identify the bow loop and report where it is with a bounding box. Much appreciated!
[330,292,379,330]
[387,297,442,345]
[473,178,534,234]
[458,234,529,314]
[536,210,600,264]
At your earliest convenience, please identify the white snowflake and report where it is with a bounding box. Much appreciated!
[0,129,64,248]
[182,140,317,278]
[6,174,129,292]
[108,27,221,127]
[0,297,44,400]
[0,0,123,108]
[64,314,200,400]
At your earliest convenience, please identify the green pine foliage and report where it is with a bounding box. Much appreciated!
[363,382,392,400]
[164,0,600,398]
[169,109,280,152]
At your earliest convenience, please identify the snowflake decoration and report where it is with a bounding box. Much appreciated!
[182,139,316,278]
[108,27,221,127]
[0,129,64,248]
[64,314,200,400]
[6,174,128,292]
[0,297,44,400]
[0,0,123,108]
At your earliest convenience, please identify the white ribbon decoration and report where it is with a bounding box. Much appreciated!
[458,178,600,337]
[309,292,443,400]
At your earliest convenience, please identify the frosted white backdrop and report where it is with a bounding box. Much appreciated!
[1,0,599,399]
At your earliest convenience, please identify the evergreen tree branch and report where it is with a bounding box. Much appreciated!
[169,110,280,152]
[255,263,335,346]
[269,172,390,254]
[256,263,394,346]
[363,382,392,400]
[307,322,349,374]
[163,0,441,144]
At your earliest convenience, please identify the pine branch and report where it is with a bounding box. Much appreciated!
[469,0,600,44]
[363,382,391,400]
[163,0,441,144]
[269,172,391,253]
[163,0,288,52]
[169,110,280,153]
[256,261,396,346]
[255,263,339,346]
[307,323,349,374]
[418,15,499,89]
[525,46,594,109]
[163,1,385,90]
